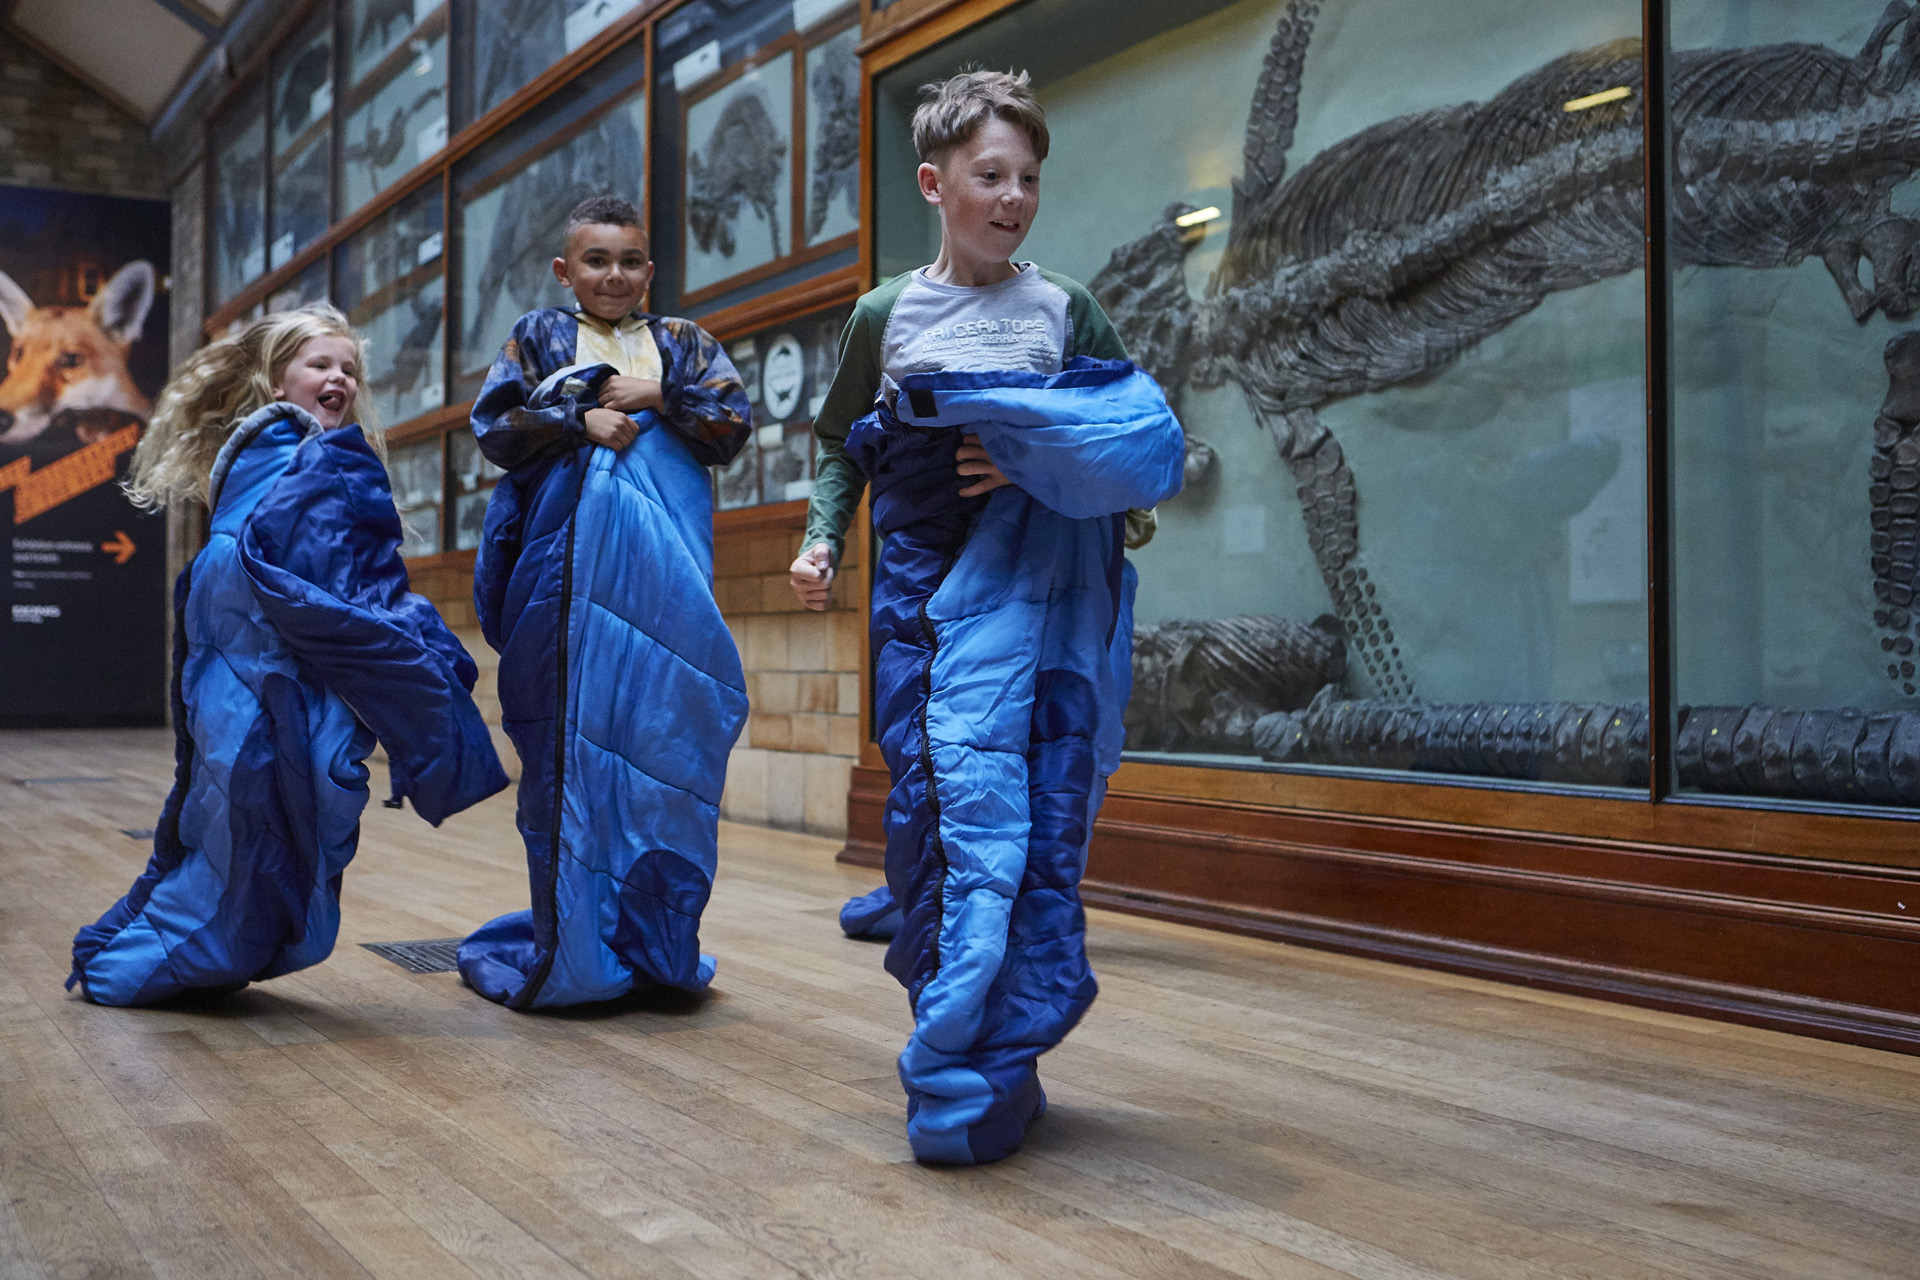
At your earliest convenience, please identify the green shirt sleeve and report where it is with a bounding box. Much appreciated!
[805,279,907,566]
[1050,270,1132,363]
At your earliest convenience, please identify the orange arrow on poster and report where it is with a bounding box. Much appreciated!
[101,530,135,564]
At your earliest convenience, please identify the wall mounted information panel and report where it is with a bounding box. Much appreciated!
[269,8,333,272]
[713,301,850,510]
[209,79,268,306]
[338,0,449,218]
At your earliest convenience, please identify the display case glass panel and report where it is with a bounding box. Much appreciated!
[335,184,444,430]
[682,49,795,300]
[210,82,268,305]
[339,1,450,218]
[469,0,644,121]
[387,434,445,557]
[875,0,1650,789]
[267,258,329,314]
[714,303,847,509]
[448,427,506,550]
[453,85,648,400]
[1667,1,1920,810]
[802,24,859,248]
[270,11,333,271]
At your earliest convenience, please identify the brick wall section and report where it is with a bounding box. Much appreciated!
[0,39,167,199]
[714,519,864,838]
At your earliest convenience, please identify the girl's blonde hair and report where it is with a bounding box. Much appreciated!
[125,302,383,510]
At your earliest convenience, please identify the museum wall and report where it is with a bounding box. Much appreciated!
[0,40,168,200]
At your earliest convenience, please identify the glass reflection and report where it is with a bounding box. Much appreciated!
[210,85,267,305]
[454,92,646,396]
[876,0,1648,787]
[448,427,505,550]
[1668,2,1920,808]
[270,12,332,270]
[471,0,642,120]
[387,435,444,558]
[267,258,328,314]
[335,185,444,430]
[340,2,449,218]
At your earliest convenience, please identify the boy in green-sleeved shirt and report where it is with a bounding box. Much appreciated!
[789,70,1150,606]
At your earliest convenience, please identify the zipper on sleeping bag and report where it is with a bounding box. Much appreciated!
[511,465,580,1010]
[913,599,949,982]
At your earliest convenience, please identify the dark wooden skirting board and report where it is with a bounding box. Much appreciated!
[839,762,1920,1054]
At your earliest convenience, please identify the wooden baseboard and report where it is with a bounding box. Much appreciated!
[838,762,1920,1054]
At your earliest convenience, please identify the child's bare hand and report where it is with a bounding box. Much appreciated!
[789,542,835,611]
[599,376,664,413]
[583,407,639,450]
[957,434,1012,497]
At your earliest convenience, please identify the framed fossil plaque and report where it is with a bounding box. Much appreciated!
[681,47,796,301]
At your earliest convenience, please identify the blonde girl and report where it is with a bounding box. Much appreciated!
[70,303,505,1008]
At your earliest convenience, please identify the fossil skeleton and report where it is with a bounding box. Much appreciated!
[1257,688,1920,804]
[1873,330,1920,694]
[1093,1,1920,703]
[806,33,861,243]
[688,88,789,261]
[1127,614,1347,754]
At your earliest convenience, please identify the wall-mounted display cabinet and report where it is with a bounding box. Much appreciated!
[192,0,1920,1053]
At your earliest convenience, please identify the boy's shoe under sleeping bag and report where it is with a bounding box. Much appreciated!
[69,403,509,1007]
[847,356,1184,1164]
[461,363,748,1009]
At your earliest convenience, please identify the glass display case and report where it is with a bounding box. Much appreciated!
[334,183,444,430]
[448,427,505,550]
[266,258,329,314]
[339,0,449,219]
[714,303,846,510]
[468,0,644,122]
[269,10,333,271]
[452,77,648,400]
[387,434,445,557]
[209,82,268,306]
[876,0,1650,789]
[1664,1,1920,810]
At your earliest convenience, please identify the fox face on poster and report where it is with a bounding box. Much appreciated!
[0,185,170,728]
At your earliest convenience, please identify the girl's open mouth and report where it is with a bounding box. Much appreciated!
[318,389,348,414]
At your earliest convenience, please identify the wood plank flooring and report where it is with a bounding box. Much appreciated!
[2,726,1917,1279]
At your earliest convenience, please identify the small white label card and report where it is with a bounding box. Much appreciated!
[420,382,446,411]
[416,230,443,265]
[415,114,448,162]
[270,232,296,270]
[673,41,721,92]
[756,424,785,449]
[783,478,816,501]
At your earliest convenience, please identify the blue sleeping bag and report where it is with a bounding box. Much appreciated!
[461,363,748,1009]
[846,357,1184,1164]
[69,403,509,1006]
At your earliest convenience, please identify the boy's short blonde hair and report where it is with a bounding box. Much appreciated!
[911,69,1049,165]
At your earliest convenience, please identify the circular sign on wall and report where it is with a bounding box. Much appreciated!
[762,334,805,420]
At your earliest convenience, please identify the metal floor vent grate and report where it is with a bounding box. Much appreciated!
[361,939,463,974]
[16,776,114,785]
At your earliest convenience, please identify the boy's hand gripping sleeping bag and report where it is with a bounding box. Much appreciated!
[461,363,748,1009]
[68,403,510,1007]
[847,357,1184,1164]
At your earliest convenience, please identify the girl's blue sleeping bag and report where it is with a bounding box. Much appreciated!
[461,363,748,1009]
[68,403,509,1006]
[847,357,1184,1164]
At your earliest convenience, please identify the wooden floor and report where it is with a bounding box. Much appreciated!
[2,730,1918,1280]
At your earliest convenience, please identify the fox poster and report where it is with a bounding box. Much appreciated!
[0,185,169,728]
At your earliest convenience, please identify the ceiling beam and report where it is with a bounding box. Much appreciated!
[148,0,218,38]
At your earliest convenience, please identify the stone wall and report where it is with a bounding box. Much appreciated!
[715,520,865,837]
[0,39,167,200]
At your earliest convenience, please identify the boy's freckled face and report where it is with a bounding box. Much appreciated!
[924,116,1042,266]
[553,223,656,322]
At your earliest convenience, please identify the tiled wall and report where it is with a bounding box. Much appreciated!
[715,517,864,838]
